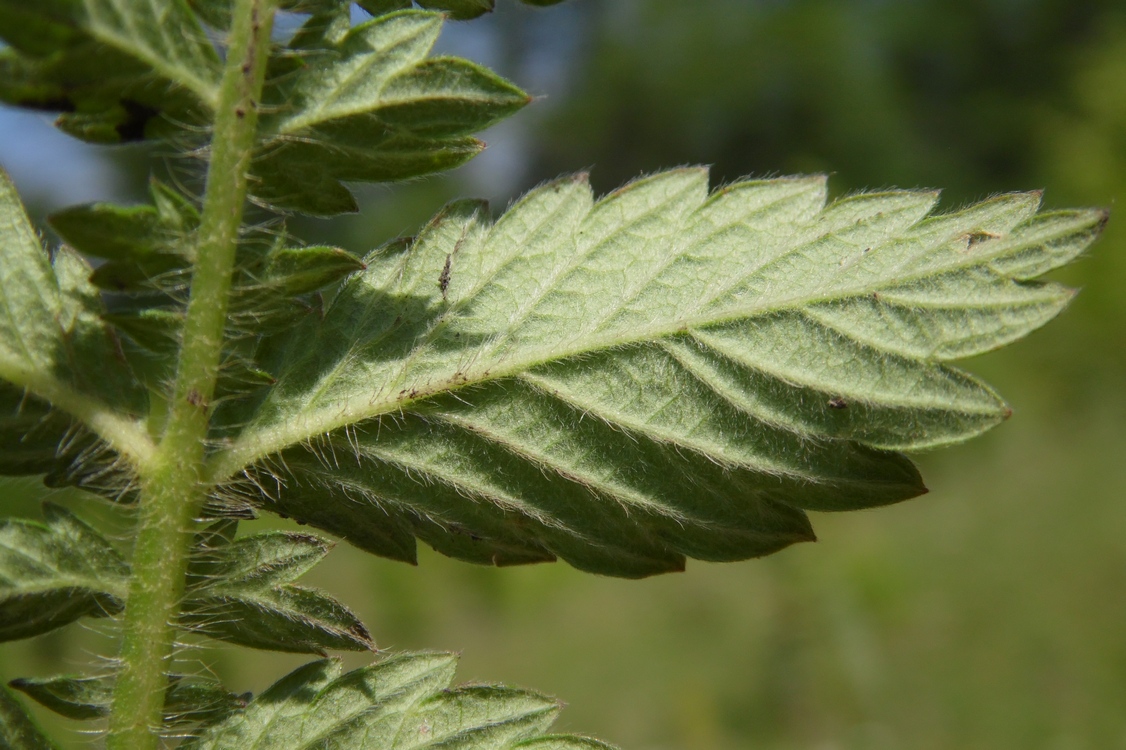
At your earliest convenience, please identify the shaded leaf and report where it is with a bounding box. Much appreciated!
[0,504,127,641]
[208,171,1105,578]
[260,245,367,297]
[182,527,374,653]
[50,203,171,263]
[0,383,134,497]
[0,384,86,477]
[252,11,528,215]
[49,179,198,294]
[49,179,198,259]
[0,0,221,143]
[101,309,184,354]
[250,132,484,216]
[8,673,246,726]
[9,675,111,721]
[0,687,58,750]
[183,651,617,749]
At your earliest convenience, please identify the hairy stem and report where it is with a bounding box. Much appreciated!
[106,0,276,746]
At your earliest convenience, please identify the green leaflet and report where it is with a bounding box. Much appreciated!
[49,178,199,268]
[181,523,374,653]
[262,246,368,297]
[206,170,1104,577]
[253,11,529,215]
[0,687,58,750]
[8,673,245,726]
[0,504,128,641]
[0,0,220,143]
[50,179,199,293]
[183,652,617,749]
[0,507,365,653]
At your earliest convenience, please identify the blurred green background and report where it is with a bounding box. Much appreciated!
[2,0,1125,747]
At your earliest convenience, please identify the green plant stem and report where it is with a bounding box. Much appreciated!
[106,1,276,747]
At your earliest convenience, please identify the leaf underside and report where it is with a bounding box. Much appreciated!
[183,523,375,653]
[0,504,128,642]
[198,169,1105,578]
[184,651,616,749]
[0,506,366,653]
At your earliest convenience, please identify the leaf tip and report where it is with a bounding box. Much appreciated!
[1095,206,1112,233]
[348,620,377,651]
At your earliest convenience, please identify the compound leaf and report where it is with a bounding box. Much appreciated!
[183,651,616,749]
[0,687,58,750]
[182,527,374,653]
[208,170,1104,578]
[0,504,127,641]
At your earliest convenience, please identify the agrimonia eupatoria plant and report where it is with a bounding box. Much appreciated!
[0,0,1107,747]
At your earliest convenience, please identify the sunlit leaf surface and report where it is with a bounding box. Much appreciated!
[207,170,1104,577]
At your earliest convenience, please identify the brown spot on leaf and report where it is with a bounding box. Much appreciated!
[966,230,1001,247]
[439,254,452,299]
